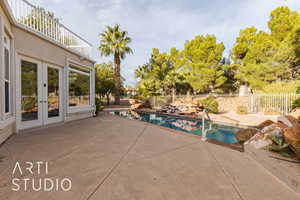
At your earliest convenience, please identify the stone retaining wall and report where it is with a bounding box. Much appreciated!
[193,96,250,113]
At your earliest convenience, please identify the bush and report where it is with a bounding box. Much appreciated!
[297,86,300,94]
[292,98,300,110]
[200,97,219,114]
[95,97,102,115]
[236,105,248,115]
[262,81,300,94]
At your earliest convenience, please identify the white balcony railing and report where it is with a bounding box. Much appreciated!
[7,0,92,58]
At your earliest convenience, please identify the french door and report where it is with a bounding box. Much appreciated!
[19,57,63,129]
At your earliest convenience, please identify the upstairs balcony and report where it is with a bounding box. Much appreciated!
[7,0,92,59]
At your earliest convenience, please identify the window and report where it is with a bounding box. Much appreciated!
[68,65,90,107]
[4,34,11,114]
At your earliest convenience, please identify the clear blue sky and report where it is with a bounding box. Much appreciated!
[33,0,300,85]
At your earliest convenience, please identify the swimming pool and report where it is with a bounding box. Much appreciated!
[110,110,241,144]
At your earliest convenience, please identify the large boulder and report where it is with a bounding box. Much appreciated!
[245,133,273,149]
[257,120,275,129]
[245,125,283,149]
[283,125,300,143]
[236,128,260,143]
[278,115,299,127]
[275,122,289,129]
[131,99,152,110]
[283,125,300,157]
[129,99,141,105]
[170,98,201,114]
[131,103,143,110]
[261,124,283,137]
[290,108,300,119]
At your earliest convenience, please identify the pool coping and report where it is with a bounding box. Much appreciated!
[106,110,244,152]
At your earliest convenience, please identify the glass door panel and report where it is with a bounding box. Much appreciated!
[43,65,63,125]
[21,61,39,122]
[47,67,60,118]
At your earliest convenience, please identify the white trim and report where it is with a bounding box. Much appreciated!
[15,54,21,131]
[68,106,92,114]
[69,67,90,76]
[64,58,68,121]
[68,59,93,70]
[67,61,92,111]
[17,55,43,130]
[4,31,11,115]
[43,63,63,125]
[0,15,4,121]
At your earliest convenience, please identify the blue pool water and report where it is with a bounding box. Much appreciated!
[110,110,241,144]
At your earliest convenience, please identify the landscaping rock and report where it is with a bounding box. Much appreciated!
[278,115,299,127]
[129,99,140,105]
[169,98,201,114]
[142,99,152,109]
[131,99,152,110]
[283,125,300,142]
[283,126,300,158]
[131,103,143,110]
[236,128,260,143]
[290,108,300,119]
[275,122,289,129]
[257,120,275,129]
[245,133,273,149]
[265,129,283,137]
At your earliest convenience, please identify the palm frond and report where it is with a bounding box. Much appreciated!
[98,24,133,60]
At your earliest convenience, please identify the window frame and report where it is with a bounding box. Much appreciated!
[4,32,11,116]
[67,63,92,112]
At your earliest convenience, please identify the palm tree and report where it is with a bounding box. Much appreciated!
[99,24,133,105]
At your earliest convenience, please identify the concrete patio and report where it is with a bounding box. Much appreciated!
[0,113,299,200]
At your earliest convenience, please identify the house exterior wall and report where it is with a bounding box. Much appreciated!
[0,1,95,145]
[13,26,96,125]
[0,122,14,145]
[0,4,16,143]
[13,27,94,67]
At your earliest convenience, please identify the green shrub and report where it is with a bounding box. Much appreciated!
[296,85,300,94]
[292,98,300,110]
[200,97,219,114]
[262,81,300,94]
[95,97,102,114]
[236,105,248,115]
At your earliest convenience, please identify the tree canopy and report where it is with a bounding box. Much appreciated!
[95,62,115,105]
[131,6,300,96]
[99,24,132,104]
[231,6,300,90]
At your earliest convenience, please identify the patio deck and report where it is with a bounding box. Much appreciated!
[0,113,299,200]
